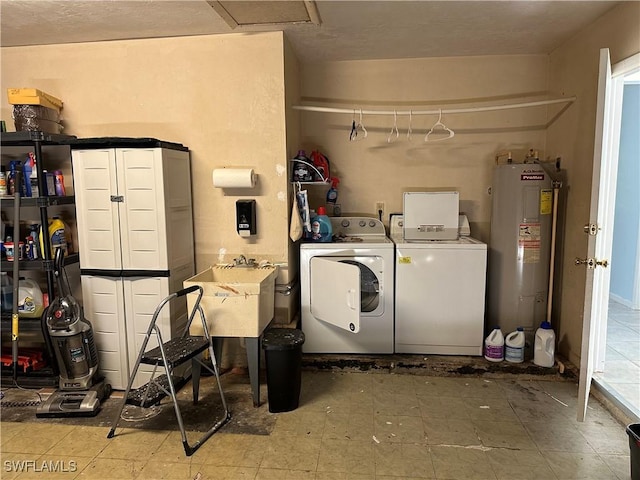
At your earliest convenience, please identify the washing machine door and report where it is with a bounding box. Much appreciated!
[310,257,360,333]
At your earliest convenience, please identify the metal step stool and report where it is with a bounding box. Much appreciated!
[107,285,231,456]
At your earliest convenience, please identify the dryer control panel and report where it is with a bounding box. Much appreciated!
[330,216,386,238]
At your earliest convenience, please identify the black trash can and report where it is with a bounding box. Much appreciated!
[262,328,305,413]
[628,423,640,480]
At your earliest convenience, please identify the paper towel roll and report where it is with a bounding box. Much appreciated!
[212,168,256,188]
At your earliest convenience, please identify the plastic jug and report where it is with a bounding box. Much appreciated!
[505,327,525,363]
[17,278,44,318]
[0,272,13,313]
[310,206,333,242]
[534,321,556,367]
[484,327,504,362]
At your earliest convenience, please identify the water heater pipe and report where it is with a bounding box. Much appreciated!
[546,180,562,326]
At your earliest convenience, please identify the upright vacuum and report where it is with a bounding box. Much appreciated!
[36,248,110,417]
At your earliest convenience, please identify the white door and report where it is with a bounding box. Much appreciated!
[577,48,625,421]
[310,257,361,333]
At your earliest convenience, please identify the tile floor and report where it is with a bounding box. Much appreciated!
[0,371,633,479]
[593,299,640,419]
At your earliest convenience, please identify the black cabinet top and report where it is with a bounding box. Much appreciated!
[69,137,188,151]
[1,132,188,151]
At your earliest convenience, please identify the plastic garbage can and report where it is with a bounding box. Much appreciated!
[628,423,640,480]
[262,328,305,413]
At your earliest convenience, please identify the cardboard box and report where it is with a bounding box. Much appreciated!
[7,88,63,111]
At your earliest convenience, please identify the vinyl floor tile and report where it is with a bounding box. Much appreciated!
[0,370,630,480]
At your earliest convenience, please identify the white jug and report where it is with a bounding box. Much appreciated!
[484,327,504,362]
[505,327,525,363]
[533,321,555,367]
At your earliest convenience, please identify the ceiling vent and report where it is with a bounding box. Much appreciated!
[207,1,321,28]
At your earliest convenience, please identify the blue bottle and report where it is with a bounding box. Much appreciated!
[23,158,33,197]
[326,177,339,204]
[311,206,332,242]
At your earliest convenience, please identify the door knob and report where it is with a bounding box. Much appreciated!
[575,257,609,269]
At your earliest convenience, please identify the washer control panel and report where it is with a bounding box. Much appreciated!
[330,217,386,237]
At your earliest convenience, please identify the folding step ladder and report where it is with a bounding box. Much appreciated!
[107,285,231,456]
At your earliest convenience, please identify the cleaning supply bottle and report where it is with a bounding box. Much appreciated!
[39,216,68,257]
[0,166,7,196]
[534,321,556,367]
[505,327,525,363]
[326,177,339,205]
[291,150,313,183]
[484,326,504,362]
[0,272,12,313]
[311,206,332,242]
[23,156,33,197]
[27,152,39,197]
[17,277,44,318]
[7,160,20,196]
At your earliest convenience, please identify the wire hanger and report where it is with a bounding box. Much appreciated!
[424,109,455,142]
[406,110,413,141]
[387,110,399,143]
[349,109,367,142]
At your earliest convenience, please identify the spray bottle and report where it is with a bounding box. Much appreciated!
[326,177,339,205]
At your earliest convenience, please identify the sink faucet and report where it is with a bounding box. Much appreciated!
[233,255,256,267]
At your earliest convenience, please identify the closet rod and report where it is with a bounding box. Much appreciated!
[293,96,576,116]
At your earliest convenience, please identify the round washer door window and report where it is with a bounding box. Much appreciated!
[338,260,379,312]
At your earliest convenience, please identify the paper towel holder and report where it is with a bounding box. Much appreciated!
[212,168,258,188]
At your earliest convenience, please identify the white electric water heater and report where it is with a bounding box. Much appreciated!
[488,162,553,357]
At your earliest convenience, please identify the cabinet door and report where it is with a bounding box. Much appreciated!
[117,148,168,270]
[123,276,174,388]
[81,275,129,390]
[72,149,122,270]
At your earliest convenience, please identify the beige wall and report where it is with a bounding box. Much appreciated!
[547,1,640,366]
[1,31,291,275]
[299,54,552,243]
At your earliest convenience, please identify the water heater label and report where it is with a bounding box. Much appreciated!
[540,189,552,215]
[518,223,541,263]
[521,173,545,181]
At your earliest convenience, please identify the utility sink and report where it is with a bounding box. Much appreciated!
[183,265,278,338]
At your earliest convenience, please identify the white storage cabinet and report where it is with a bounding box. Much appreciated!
[72,143,194,389]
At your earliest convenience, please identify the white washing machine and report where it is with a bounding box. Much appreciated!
[391,213,487,355]
[300,217,394,354]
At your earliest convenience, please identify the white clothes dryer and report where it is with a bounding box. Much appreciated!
[300,217,394,354]
[391,214,487,355]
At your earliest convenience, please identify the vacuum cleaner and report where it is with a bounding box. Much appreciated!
[36,248,110,417]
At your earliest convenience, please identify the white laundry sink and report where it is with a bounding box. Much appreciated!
[183,265,278,338]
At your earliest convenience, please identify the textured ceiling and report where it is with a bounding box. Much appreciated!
[0,0,620,62]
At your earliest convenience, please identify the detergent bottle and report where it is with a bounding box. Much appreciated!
[311,206,332,242]
[291,150,313,182]
[311,150,331,182]
[534,321,556,367]
[17,278,44,318]
[39,216,68,257]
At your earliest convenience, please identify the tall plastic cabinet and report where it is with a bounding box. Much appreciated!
[0,131,79,387]
[70,138,194,389]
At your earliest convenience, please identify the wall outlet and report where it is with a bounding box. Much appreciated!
[375,201,385,218]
